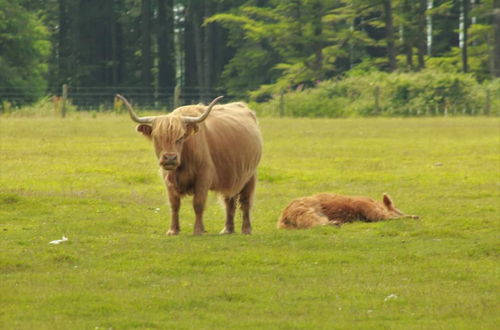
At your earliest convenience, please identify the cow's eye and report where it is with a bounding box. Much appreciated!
[176,138,183,144]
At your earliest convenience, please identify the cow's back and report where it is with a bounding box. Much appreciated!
[203,103,262,196]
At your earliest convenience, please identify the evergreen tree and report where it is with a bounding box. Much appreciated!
[0,0,50,104]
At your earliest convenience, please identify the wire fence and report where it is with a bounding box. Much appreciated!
[0,86,248,111]
[1,85,496,117]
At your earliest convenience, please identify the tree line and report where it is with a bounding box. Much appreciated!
[0,0,499,107]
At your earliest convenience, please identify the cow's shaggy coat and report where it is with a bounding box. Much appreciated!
[278,193,419,229]
[120,95,262,235]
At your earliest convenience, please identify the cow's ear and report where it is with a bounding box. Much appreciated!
[382,194,394,210]
[184,123,199,137]
[136,124,153,138]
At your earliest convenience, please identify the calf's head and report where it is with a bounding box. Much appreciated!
[116,95,223,171]
[382,194,419,219]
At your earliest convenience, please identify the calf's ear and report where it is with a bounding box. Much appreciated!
[184,123,199,137]
[136,124,153,138]
[382,193,394,210]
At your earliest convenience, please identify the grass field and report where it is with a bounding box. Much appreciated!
[1,115,499,329]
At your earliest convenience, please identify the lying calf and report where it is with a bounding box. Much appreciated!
[278,193,419,229]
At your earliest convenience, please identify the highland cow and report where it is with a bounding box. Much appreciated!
[117,95,262,236]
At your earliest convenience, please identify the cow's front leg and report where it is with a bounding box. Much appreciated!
[220,196,236,234]
[166,189,181,236]
[192,188,208,236]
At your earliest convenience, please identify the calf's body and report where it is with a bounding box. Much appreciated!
[278,193,418,229]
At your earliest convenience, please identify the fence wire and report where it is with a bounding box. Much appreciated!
[0,86,247,110]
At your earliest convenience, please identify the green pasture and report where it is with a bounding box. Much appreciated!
[1,115,499,329]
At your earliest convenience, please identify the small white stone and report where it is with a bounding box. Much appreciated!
[384,294,398,301]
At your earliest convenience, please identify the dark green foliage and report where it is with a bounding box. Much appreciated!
[0,0,499,112]
[207,1,340,96]
[0,0,50,104]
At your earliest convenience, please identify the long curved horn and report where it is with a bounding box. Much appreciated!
[182,96,224,123]
[115,94,154,124]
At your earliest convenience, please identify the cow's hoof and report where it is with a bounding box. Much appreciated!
[193,229,204,236]
[219,228,235,235]
[241,228,252,235]
[166,229,179,236]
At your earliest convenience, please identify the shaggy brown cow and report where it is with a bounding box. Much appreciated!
[278,193,419,229]
[117,94,262,236]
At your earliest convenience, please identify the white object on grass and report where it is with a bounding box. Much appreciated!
[49,236,68,245]
[384,294,398,301]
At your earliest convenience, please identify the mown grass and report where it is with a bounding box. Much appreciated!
[1,114,499,329]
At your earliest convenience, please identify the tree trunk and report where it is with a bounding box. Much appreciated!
[401,0,413,69]
[493,0,500,77]
[290,0,304,54]
[212,1,225,89]
[114,0,124,85]
[417,0,427,70]
[312,0,323,78]
[58,0,69,84]
[157,0,175,95]
[404,41,413,69]
[383,0,397,72]
[203,0,213,101]
[141,0,153,88]
[426,0,433,56]
[190,3,205,100]
[461,0,469,73]
[110,5,118,85]
[183,2,198,102]
[103,0,114,85]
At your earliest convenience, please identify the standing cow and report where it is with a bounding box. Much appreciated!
[117,95,262,235]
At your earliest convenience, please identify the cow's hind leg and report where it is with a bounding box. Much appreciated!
[220,196,236,234]
[239,175,256,235]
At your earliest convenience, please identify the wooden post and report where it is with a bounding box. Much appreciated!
[173,85,181,109]
[485,89,491,115]
[279,90,285,117]
[61,84,68,118]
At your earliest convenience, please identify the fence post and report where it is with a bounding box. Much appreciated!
[173,85,181,109]
[61,84,68,118]
[485,89,491,116]
[279,90,285,117]
[373,86,380,114]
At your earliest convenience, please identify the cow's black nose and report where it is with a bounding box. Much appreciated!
[163,154,177,162]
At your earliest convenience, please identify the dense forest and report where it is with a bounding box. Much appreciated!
[0,0,499,112]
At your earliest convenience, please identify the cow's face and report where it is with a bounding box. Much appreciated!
[119,94,222,171]
[137,115,198,171]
